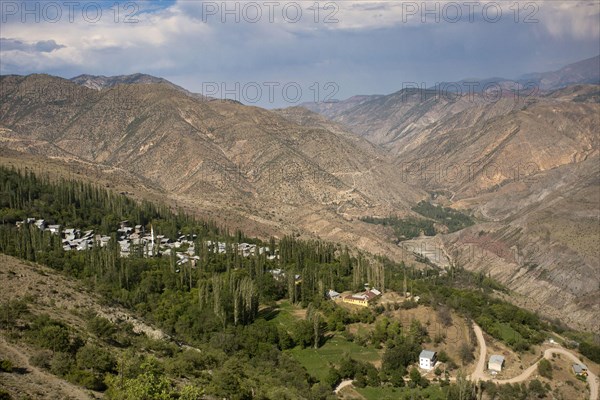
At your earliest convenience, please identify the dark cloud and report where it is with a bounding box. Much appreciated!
[1,38,65,53]
[35,40,66,53]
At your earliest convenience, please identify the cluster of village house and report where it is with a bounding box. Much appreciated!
[16,219,591,379]
[325,286,591,377]
[17,219,276,269]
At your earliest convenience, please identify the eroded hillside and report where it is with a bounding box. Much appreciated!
[0,74,425,260]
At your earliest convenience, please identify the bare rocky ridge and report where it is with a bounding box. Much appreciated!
[303,56,600,120]
[70,72,184,91]
[69,72,210,101]
[520,55,600,90]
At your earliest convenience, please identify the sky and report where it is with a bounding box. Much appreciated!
[1,0,599,107]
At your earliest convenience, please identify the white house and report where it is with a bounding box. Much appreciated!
[419,350,437,370]
[47,224,61,235]
[488,355,505,372]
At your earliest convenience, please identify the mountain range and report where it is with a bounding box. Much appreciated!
[0,55,598,332]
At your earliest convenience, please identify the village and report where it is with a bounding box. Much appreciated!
[15,218,276,269]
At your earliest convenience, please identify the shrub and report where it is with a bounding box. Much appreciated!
[179,385,204,400]
[50,352,74,376]
[68,369,106,391]
[437,306,452,327]
[400,300,418,310]
[537,359,552,379]
[529,379,547,398]
[0,359,13,373]
[324,368,341,389]
[87,316,116,341]
[76,343,116,374]
[580,341,600,364]
[437,350,450,363]
[459,343,475,365]
[29,350,52,370]
[0,299,28,328]
[27,316,73,353]
[409,367,421,384]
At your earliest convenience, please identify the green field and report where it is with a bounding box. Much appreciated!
[267,301,302,330]
[267,301,381,382]
[495,322,523,343]
[356,385,445,400]
[289,336,381,382]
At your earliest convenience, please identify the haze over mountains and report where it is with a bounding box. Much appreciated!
[0,55,598,332]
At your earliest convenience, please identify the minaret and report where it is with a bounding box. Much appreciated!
[151,224,155,256]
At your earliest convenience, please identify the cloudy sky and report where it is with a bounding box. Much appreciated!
[1,0,599,107]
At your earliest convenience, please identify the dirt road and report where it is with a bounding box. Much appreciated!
[334,379,354,394]
[469,323,488,381]
[469,323,598,400]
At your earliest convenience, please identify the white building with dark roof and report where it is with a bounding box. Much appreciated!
[419,350,437,370]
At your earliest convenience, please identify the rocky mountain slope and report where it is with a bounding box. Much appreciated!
[0,74,425,259]
[302,56,599,152]
[302,87,598,199]
[447,156,599,331]
[0,254,182,399]
[298,57,600,333]
[520,55,600,90]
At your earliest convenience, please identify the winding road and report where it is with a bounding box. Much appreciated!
[469,323,598,400]
[334,323,598,399]
[469,323,488,382]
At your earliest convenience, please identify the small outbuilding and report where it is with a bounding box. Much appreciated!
[573,363,588,377]
[327,290,341,300]
[488,355,505,372]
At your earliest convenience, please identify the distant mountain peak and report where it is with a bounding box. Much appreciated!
[69,73,176,91]
[519,54,600,90]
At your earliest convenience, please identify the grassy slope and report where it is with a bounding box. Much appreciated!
[268,301,382,382]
